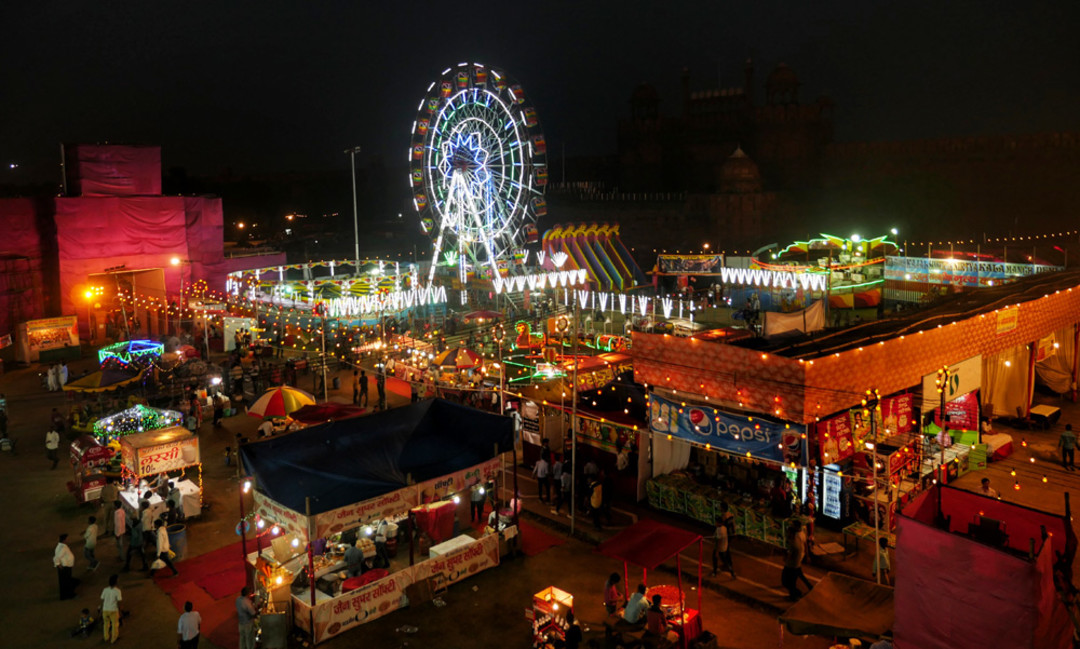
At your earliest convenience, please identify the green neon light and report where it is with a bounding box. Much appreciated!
[829,278,885,291]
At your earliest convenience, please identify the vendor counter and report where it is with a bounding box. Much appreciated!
[647,473,807,549]
[119,479,201,521]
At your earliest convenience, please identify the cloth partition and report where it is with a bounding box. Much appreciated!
[763,300,826,338]
[895,486,1073,649]
[651,434,692,477]
[1035,326,1076,394]
[66,145,162,196]
[982,344,1031,418]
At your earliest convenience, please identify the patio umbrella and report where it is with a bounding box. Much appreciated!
[432,347,484,369]
[247,386,316,419]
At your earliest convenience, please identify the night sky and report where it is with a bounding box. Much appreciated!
[3,0,1078,182]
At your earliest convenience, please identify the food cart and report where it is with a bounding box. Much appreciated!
[69,435,116,503]
[117,426,203,520]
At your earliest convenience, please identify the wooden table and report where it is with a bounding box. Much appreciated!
[842,521,895,556]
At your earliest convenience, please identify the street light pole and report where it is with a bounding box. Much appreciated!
[346,146,362,273]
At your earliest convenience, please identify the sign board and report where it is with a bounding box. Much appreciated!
[16,316,80,363]
[648,393,804,464]
[996,308,1019,335]
[884,256,1062,287]
[817,414,854,464]
[312,569,414,643]
[120,426,200,477]
[921,355,982,413]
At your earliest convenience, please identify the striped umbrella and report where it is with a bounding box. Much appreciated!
[247,386,317,419]
[432,347,484,369]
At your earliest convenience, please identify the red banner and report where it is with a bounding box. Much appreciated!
[817,413,855,464]
[933,391,980,431]
[881,393,914,434]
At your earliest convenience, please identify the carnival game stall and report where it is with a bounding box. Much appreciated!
[117,426,203,521]
[240,399,514,644]
[69,435,116,503]
[595,519,707,649]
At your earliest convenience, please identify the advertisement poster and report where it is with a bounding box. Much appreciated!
[313,570,413,643]
[921,355,982,413]
[849,406,883,449]
[932,391,980,431]
[658,254,723,274]
[648,393,805,464]
[411,533,500,589]
[880,393,914,435]
[884,256,1062,287]
[17,316,80,362]
[576,417,636,453]
[817,414,854,463]
[521,400,541,446]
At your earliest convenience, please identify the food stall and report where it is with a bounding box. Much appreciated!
[240,399,514,644]
[531,586,574,646]
[595,519,706,649]
[117,426,203,520]
[69,435,116,503]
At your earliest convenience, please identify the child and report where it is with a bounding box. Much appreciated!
[71,608,95,637]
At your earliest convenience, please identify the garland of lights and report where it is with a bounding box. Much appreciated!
[92,404,183,436]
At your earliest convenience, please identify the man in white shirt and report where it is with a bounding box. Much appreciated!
[153,519,180,577]
[532,456,551,503]
[979,478,1000,499]
[83,515,100,571]
[257,419,274,437]
[46,428,60,469]
[54,533,77,600]
[177,601,202,649]
[623,583,648,624]
[100,573,122,642]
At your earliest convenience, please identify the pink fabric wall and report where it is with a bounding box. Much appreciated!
[0,198,50,335]
[66,145,162,196]
[895,488,1072,649]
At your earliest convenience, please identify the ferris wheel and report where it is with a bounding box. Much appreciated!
[410,63,547,286]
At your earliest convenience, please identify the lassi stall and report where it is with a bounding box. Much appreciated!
[117,426,203,520]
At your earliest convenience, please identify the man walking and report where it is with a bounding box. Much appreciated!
[54,533,77,600]
[236,587,259,649]
[358,370,368,407]
[83,515,100,571]
[352,369,360,405]
[533,455,551,503]
[470,480,486,523]
[123,508,149,572]
[376,371,386,411]
[177,601,202,649]
[112,501,125,558]
[100,574,122,643]
[152,519,180,577]
[100,478,119,537]
[46,427,60,469]
[556,465,573,515]
[1059,424,1076,471]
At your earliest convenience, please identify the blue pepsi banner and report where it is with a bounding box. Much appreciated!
[648,393,805,464]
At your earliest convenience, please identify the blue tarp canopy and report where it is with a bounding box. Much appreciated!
[239,399,514,516]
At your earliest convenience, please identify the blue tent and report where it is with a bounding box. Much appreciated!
[240,399,514,516]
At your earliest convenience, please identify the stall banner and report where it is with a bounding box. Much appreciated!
[416,457,502,503]
[1037,333,1058,362]
[124,436,200,476]
[881,393,914,434]
[252,491,310,542]
[817,414,854,464]
[576,417,637,453]
[648,393,804,464]
[932,391,980,431]
[312,569,414,643]
[17,316,80,362]
[920,355,982,413]
[521,400,541,446]
[658,254,723,274]
[884,256,1062,287]
[411,533,500,589]
[312,486,417,540]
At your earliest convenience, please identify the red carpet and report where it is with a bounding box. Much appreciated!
[154,541,246,649]
[519,519,565,556]
[196,565,248,600]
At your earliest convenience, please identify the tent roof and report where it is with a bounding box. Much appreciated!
[288,402,366,425]
[240,399,513,516]
[779,572,894,640]
[595,519,702,570]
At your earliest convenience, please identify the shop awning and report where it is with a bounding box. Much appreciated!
[63,367,146,393]
[240,398,513,516]
[778,572,894,640]
[595,519,701,570]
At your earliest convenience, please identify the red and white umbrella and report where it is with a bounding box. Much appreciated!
[247,386,316,419]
